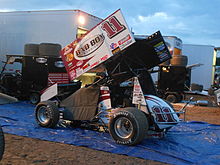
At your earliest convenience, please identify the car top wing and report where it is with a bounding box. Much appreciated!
[60,9,135,81]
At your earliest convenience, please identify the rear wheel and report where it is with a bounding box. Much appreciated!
[35,101,59,128]
[108,107,148,145]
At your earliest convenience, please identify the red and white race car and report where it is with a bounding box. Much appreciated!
[35,10,184,145]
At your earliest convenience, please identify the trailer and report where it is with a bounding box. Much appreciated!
[182,44,216,90]
[0,10,102,73]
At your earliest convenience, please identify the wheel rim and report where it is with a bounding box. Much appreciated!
[114,117,133,139]
[37,106,50,124]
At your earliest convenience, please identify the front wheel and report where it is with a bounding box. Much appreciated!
[35,101,59,128]
[108,107,148,145]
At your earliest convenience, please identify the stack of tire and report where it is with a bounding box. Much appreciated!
[39,43,62,57]
[169,54,204,92]
[160,53,188,67]
[161,54,188,103]
[24,43,62,57]
[170,54,188,67]
[24,44,39,56]
[169,54,206,92]
[23,43,62,104]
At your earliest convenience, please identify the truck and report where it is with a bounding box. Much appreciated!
[0,10,102,73]
[34,9,184,145]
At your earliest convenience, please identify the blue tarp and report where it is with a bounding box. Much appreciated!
[0,102,220,165]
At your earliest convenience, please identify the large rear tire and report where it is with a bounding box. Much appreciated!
[39,43,61,57]
[24,43,39,56]
[108,108,148,145]
[35,101,59,128]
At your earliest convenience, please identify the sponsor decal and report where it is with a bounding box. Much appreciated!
[154,42,166,52]
[65,53,74,62]
[76,68,83,76]
[68,62,72,67]
[102,16,126,39]
[113,111,131,120]
[116,139,132,145]
[110,43,118,50]
[82,63,90,70]
[118,34,131,45]
[112,47,121,55]
[132,77,146,105]
[175,40,182,49]
[83,66,90,73]
[101,55,109,61]
[90,61,100,68]
[63,46,73,56]
[74,34,105,60]
[154,41,170,62]
[76,60,84,66]
[69,70,76,79]
[36,57,47,63]
[54,61,64,68]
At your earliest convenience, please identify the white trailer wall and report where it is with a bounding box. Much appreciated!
[182,44,215,89]
[0,10,102,71]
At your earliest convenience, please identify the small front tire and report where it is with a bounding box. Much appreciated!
[35,101,59,128]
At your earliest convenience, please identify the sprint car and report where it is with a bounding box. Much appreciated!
[35,10,183,145]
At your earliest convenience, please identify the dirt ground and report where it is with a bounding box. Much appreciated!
[0,95,220,165]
